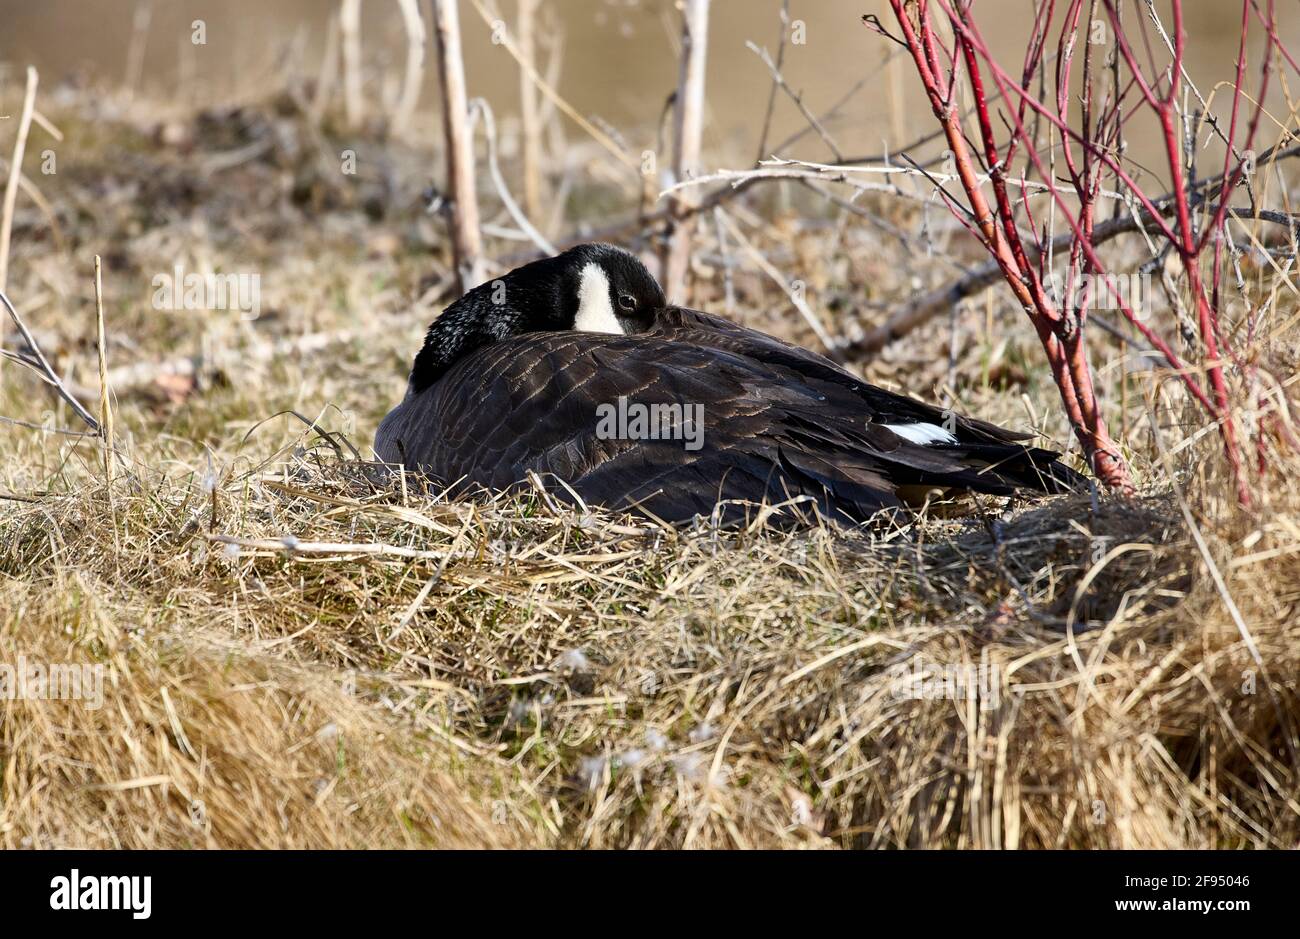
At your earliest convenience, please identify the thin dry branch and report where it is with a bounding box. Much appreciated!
[0,66,38,294]
[0,286,99,432]
[392,0,427,135]
[123,2,153,100]
[470,98,556,255]
[753,0,791,164]
[433,0,485,293]
[746,40,842,161]
[662,0,710,305]
[848,199,1300,357]
[340,0,363,129]
[465,0,636,171]
[517,0,544,222]
[93,256,115,484]
[311,11,341,122]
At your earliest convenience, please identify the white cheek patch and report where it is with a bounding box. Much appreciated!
[885,422,958,446]
[574,263,625,335]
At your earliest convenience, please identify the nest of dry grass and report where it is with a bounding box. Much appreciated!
[4,451,1299,848]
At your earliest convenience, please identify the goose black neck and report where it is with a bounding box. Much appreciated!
[407,255,579,395]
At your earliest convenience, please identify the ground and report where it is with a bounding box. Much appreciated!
[1,86,1298,849]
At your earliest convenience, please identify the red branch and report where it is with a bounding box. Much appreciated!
[875,0,1293,505]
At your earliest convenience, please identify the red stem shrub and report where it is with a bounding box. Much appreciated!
[873,0,1294,504]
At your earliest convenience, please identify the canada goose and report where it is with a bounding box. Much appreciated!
[376,243,1082,524]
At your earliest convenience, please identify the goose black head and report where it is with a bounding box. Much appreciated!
[407,243,666,395]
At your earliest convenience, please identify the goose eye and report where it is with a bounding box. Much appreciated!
[617,295,636,312]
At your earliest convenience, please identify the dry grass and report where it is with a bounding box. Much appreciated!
[2,83,1299,849]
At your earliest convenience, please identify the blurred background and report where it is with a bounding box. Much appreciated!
[4,0,1291,165]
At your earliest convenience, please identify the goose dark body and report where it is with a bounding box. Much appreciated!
[377,244,1082,524]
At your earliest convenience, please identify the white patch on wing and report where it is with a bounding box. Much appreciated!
[885,422,957,446]
[574,263,624,334]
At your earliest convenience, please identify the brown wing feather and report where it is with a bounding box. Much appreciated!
[375,315,1081,525]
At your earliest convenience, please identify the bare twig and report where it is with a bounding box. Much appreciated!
[123,2,153,100]
[465,0,636,171]
[0,286,99,432]
[0,66,37,294]
[716,209,840,358]
[210,533,449,560]
[76,328,367,396]
[393,0,427,135]
[311,10,341,122]
[753,0,790,165]
[662,0,710,304]
[848,202,1300,357]
[746,39,842,161]
[94,256,115,484]
[517,0,544,222]
[470,98,556,255]
[0,414,98,437]
[433,0,485,293]
[340,0,363,129]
